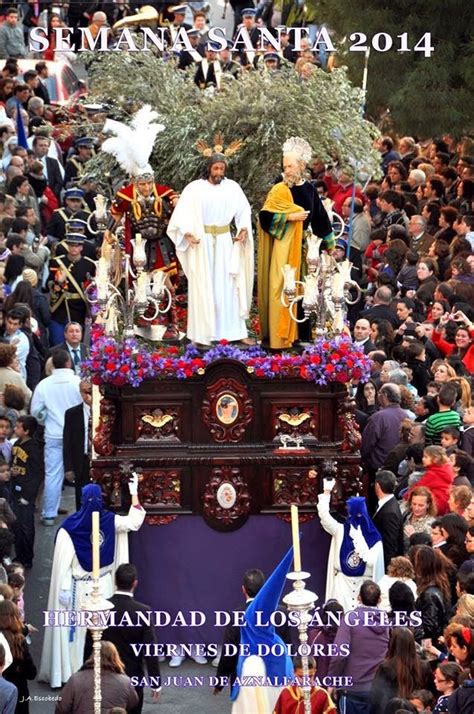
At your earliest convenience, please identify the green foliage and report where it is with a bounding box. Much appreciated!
[309,0,474,136]
[81,53,381,207]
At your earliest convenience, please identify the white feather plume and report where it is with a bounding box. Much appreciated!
[101,105,165,177]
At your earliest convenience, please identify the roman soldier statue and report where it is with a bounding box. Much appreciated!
[101,106,180,340]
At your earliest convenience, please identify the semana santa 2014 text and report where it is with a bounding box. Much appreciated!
[44,608,422,628]
[28,26,435,57]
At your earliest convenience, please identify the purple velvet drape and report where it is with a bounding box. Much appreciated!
[130,515,331,646]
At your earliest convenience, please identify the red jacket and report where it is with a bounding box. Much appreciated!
[405,463,454,515]
[432,329,474,374]
[327,181,366,216]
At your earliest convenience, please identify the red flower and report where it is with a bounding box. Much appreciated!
[167,346,179,355]
[300,366,308,379]
[119,364,130,374]
[191,358,205,368]
[310,355,321,365]
[325,364,335,373]
[219,339,229,345]
[353,368,362,379]
[104,345,115,355]
[184,367,193,377]
[346,359,354,368]
[106,361,117,371]
[336,372,349,383]
[255,368,265,377]
[330,353,341,362]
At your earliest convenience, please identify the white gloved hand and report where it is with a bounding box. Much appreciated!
[58,589,72,608]
[323,478,336,493]
[350,525,370,561]
[128,473,139,496]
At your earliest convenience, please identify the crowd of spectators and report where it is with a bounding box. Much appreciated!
[0,3,470,713]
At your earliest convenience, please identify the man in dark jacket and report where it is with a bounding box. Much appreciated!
[373,470,404,568]
[63,380,91,510]
[11,416,43,568]
[361,384,409,474]
[85,563,161,714]
[328,580,390,713]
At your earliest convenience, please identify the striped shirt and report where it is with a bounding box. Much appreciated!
[425,410,462,445]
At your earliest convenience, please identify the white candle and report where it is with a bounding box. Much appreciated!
[92,511,100,580]
[153,270,165,295]
[290,504,302,572]
[334,310,345,332]
[135,271,148,302]
[132,233,147,265]
[96,257,109,300]
[333,272,344,298]
[282,264,296,292]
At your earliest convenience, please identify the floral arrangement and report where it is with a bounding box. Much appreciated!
[84,326,371,388]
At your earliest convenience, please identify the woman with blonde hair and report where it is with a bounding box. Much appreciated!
[455,593,474,623]
[448,376,472,412]
[55,641,139,714]
[402,485,437,553]
[377,556,417,610]
[432,360,457,383]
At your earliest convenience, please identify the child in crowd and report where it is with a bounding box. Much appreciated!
[0,458,11,504]
[405,445,454,515]
[398,250,420,294]
[273,656,336,714]
[425,384,462,445]
[8,571,24,620]
[440,427,461,452]
[0,415,12,464]
[11,416,42,569]
[409,688,434,711]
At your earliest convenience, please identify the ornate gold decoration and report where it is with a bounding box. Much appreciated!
[278,412,311,427]
[141,412,174,429]
[195,133,243,158]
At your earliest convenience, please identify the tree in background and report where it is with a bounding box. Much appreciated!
[79,52,381,206]
[306,0,473,137]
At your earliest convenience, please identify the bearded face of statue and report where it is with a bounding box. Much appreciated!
[282,153,304,188]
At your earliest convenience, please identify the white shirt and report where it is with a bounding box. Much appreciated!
[30,368,81,439]
[83,403,90,454]
[375,493,394,513]
[65,342,83,375]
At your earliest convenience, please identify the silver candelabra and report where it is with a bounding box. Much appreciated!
[281,230,361,338]
[283,570,318,714]
[86,229,172,339]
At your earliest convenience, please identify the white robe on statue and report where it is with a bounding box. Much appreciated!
[38,505,145,688]
[167,178,254,345]
[317,494,385,612]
